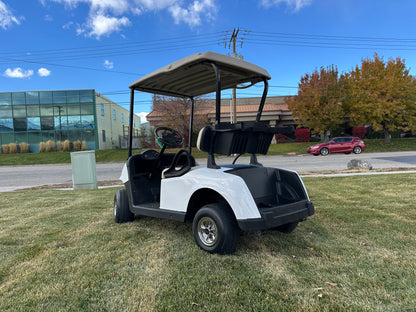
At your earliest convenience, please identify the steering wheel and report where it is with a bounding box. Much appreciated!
[154,127,184,148]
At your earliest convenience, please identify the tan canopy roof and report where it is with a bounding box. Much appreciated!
[129,51,271,98]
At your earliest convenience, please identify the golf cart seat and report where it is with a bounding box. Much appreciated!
[161,149,193,179]
[197,121,278,168]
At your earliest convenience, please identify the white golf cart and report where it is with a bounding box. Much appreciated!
[114,51,314,254]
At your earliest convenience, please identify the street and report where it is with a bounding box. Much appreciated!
[1,151,415,192]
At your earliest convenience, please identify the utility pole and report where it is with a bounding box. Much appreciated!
[230,28,239,123]
[222,28,249,123]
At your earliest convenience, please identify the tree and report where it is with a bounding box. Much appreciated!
[285,65,345,141]
[138,124,156,149]
[151,95,210,146]
[343,54,416,143]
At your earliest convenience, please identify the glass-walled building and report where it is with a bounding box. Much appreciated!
[0,89,97,152]
[0,89,140,153]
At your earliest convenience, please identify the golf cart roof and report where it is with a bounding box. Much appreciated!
[129,51,271,98]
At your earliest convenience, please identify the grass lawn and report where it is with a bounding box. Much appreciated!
[0,137,415,166]
[1,174,415,311]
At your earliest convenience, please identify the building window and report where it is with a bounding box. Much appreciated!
[27,117,41,130]
[13,118,28,131]
[80,90,93,103]
[0,118,13,132]
[121,113,124,123]
[40,117,54,130]
[102,130,106,142]
[81,115,94,129]
[12,92,26,105]
[101,104,104,116]
[113,109,116,120]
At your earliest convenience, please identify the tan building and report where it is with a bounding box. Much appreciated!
[147,96,295,129]
[95,93,141,149]
[206,96,295,127]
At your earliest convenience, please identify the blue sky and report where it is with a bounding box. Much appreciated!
[1,0,416,122]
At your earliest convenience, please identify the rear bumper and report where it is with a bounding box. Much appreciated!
[237,200,314,231]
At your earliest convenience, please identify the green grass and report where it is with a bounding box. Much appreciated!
[1,137,415,166]
[1,174,415,311]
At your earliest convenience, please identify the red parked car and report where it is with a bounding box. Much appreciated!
[307,137,365,156]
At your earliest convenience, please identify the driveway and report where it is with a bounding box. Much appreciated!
[1,151,415,192]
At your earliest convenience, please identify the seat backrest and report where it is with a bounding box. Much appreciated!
[161,149,192,179]
[197,122,276,156]
[197,125,249,156]
[197,126,212,153]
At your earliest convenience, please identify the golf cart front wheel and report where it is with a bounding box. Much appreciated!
[193,203,240,254]
[114,189,134,223]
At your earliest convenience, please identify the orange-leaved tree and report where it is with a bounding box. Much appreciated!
[285,65,345,141]
[343,53,416,143]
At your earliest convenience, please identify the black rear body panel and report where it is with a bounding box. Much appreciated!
[224,165,314,231]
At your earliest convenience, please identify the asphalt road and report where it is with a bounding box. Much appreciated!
[1,151,415,192]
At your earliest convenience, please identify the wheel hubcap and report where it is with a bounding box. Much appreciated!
[197,217,217,247]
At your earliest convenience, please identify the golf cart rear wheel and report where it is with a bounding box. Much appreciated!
[114,189,134,223]
[193,203,240,254]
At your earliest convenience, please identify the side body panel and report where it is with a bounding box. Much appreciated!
[160,167,261,220]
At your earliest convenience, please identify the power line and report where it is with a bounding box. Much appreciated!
[246,30,416,50]
[0,33,223,63]
[250,30,416,42]
[2,58,141,76]
[3,28,416,101]
[0,31,224,76]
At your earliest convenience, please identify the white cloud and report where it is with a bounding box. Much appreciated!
[38,68,51,77]
[169,0,216,27]
[44,14,53,21]
[85,14,131,38]
[137,112,148,123]
[4,68,34,79]
[103,59,114,69]
[0,1,21,29]
[43,0,218,38]
[261,0,311,12]
[62,21,74,29]
[136,0,176,11]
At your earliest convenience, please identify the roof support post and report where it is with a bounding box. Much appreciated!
[256,78,269,122]
[188,97,194,155]
[128,88,135,158]
[210,62,221,125]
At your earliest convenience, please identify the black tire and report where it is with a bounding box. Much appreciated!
[114,189,134,223]
[193,203,240,254]
[353,146,362,154]
[320,147,329,156]
[274,222,299,233]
